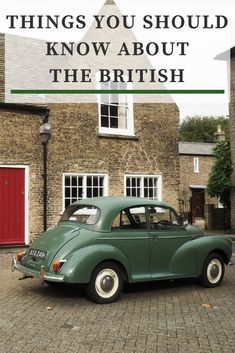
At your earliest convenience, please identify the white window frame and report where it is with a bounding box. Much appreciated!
[124,174,162,201]
[96,72,134,136]
[62,173,108,211]
[193,157,199,173]
[0,164,29,245]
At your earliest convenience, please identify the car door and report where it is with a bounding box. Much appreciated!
[109,206,151,281]
[148,205,197,279]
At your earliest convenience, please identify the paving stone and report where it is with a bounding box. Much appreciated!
[0,254,234,353]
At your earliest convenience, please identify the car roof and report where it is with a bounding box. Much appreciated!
[72,196,173,231]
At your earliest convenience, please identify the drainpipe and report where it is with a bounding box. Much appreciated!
[40,111,51,232]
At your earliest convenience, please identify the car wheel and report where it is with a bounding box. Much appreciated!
[86,262,124,304]
[199,253,225,288]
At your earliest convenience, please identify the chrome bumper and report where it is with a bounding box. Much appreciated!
[12,256,65,283]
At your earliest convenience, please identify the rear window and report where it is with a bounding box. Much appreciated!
[60,205,100,225]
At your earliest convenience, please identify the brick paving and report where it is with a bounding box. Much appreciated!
[0,253,234,353]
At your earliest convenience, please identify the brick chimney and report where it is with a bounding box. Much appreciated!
[214,125,225,142]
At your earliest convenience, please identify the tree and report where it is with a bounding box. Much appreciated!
[207,141,233,208]
[179,116,229,143]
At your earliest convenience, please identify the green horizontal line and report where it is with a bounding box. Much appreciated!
[11,89,225,95]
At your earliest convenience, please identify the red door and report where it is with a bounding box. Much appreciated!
[0,168,25,245]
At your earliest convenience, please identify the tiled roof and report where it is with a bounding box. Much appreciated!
[179,142,215,156]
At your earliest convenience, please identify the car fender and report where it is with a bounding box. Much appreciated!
[169,240,198,275]
[194,236,232,275]
[61,244,131,283]
[169,235,232,276]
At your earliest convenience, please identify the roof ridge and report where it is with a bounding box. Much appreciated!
[104,0,116,5]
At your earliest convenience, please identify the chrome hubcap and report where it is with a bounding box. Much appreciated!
[210,265,219,279]
[207,259,222,284]
[101,275,114,292]
[95,269,119,299]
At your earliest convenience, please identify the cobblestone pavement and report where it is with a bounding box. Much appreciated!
[0,253,234,353]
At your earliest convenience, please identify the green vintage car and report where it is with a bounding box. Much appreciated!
[12,197,232,303]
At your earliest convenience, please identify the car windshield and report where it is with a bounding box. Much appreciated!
[60,204,100,225]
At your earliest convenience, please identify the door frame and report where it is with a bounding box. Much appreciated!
[0,165,29,245]
[189,185,206,220]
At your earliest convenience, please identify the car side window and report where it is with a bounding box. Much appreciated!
[112,206,147,230]
[148,206,180,231]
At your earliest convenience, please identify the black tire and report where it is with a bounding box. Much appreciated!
[199,253,225,288]
[86,262,124,304]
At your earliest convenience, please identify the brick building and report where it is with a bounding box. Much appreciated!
[179,142,218,229]
[0,3,180,246]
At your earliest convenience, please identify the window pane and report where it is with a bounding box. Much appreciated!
[78,187,83,199]
[72,188,77,198]
[87,188,92,198]
[101,95,109,104]
[110,105,118,117]
[87,177,92,187]
[128,207,147,230]
[93,177,98,187]
[99,178,103,187]
[65,187,70,198]
[65,199,70,208]
[110,94,118,105]
[148,188,153,199]
[71,177,76,186]
[110,117,118,128]
[101,104,109,116]
[61,205,100,225]
[78,177,83,186]
[101,116,109,128]
[118,106,127,129]
[65,176,70,186]
[99,188,103,197]
[131,178,136,187]
[93,188,99,197]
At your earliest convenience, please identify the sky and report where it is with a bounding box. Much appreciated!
[0,0,234,119]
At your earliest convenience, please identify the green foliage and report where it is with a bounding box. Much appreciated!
[207,141,233,208]
[179,116,229,143]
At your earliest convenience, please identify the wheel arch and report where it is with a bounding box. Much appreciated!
[207,249,230,265]
[63,244,131,284]
[93,259,129,282]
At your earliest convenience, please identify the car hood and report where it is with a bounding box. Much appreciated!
[185,223,204,237]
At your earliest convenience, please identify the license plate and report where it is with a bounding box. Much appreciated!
[29,249,47,259]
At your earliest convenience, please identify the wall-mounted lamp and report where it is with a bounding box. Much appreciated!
[40,120,51,231]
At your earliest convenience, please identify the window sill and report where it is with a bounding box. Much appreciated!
[98,133,139,141]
